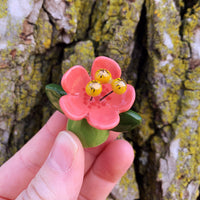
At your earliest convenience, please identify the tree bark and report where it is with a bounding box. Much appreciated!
[0,0,200,199]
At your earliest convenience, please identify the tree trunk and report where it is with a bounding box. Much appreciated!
[0,0,200,199]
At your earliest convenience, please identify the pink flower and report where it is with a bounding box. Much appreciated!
[59,56,135,130]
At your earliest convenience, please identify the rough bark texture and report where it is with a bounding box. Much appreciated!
[0,0,200,199]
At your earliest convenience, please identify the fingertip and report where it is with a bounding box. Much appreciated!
[50,111,67,125]
[65,130,84,151]
[79,139,134,200]
[47,131,79,172]
[114,139,135,165]
[46,130,85,174]
[93,139,134,183]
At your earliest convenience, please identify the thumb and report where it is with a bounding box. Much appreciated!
[16,131,85,200]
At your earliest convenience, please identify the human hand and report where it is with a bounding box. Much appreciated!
[0,111,134,200]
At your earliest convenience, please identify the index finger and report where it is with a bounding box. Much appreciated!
[0,111,67,199]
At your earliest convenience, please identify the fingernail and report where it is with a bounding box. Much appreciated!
[48,131,78,172]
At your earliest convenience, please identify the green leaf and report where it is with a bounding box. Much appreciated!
[45,83,66,113]
[67,119,109,148]
[111,110,142,132]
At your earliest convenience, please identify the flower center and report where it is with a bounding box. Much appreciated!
[95,69,112,84]
[83,86,110,109]
[100,91,113,101]
[111,78,127,94]
[85,80,102,97]
[85,70,127,103]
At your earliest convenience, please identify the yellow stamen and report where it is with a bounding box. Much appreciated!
[85,80,102,97]
[111,78,127,94]
[95,69,112,84]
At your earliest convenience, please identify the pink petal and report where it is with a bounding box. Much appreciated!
[61,65,90,94]
[87,105,120,130]
[59,95,88,120]
[106,84,136,113]
[91,56,121,80]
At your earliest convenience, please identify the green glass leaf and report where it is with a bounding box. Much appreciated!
[67,119,109,148]
[45,83,66,113]
[111,110,142,132]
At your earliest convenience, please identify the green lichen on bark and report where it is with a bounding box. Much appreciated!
[64,0,94,41]
[136,98,154,146]
[132,1,200,199]
[0,0,8,18]
[161,3,200,199]
[145,0,185,125]
[163,65,200,199]
[163,68,200,199]
[62,40,95,73]
[111,166,139,199]
[90,0,144,71]
[181,3,200,42]
[0,68,16,115]
[75,0,94,39]
[0,0,62,162]
[35,8,53,53]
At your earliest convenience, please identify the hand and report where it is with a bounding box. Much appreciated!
[0,111,134,200]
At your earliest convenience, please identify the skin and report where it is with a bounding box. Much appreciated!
[0,111,134,200]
